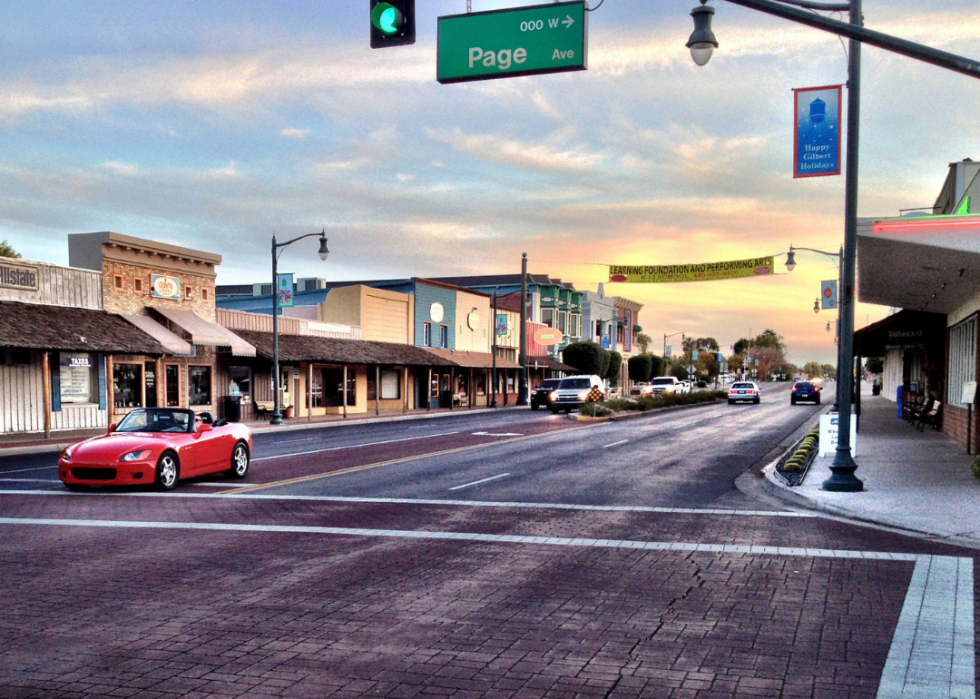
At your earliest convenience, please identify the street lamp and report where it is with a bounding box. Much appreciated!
[270,228,329,425]
[686,1,718,67]
[686,0,980,493]
[813,299,820,314]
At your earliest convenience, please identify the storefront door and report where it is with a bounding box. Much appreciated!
[144,361,158,408]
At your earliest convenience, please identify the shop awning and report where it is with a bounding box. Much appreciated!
[858,214,980,313]
[152,308,255,357]
[424,348,522,370]
[233,330,457,367]
[120,314,192,355]
[854,310,947,357]
[0,300,167,354]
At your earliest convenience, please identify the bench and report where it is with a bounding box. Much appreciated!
[903,394,926,422]
[916,400,942,432]
[254,400,275,417]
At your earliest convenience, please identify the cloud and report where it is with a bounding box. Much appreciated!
[279,128,309,140]
[425,126,605,175]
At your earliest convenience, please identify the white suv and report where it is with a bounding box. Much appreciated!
[548,375,604,413]
[649,376,684,396]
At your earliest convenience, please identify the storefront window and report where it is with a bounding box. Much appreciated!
[228,366,251,403]
[431,375,440,398]
[423,323,432,347]
[113,363,143,408]
[381,369,400,400]
[948,317,977,406]
[477,375,486,395]
[59,352,97,405]
[440,325,448,348]
[165,365,180,407]
[542,308,555,328]
[188,365,212,406]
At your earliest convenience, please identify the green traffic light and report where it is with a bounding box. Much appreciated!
[371,3,403,35]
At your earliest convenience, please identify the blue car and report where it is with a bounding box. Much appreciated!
[790,381,821,405]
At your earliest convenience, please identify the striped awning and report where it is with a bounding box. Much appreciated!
[152,308,256,357]
[120,314,192,355]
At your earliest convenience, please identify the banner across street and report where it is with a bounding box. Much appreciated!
[608,256,774,283]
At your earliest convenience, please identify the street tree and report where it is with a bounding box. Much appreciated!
[865,357,884,374]
[562,341,605,375]
[606,351,623,387]
[801,361,823,379]
[821,363,836,378]
[635,333,652,354]
[0,240,21,259]
[628,354,653,383]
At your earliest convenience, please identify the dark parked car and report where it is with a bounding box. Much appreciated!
[790,381,821,405]
[530,379,563,410]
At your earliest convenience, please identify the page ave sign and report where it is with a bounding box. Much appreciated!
[437,1,587,84]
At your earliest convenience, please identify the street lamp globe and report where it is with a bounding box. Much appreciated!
[686,3,718,67]
[813,299,820,314]
[317,230,330,261]
[785,250,796,272]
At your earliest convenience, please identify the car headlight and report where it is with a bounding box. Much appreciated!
[120,449,152,462]
[549,391,558,402]
[61,448,73,462]
[578,390,589,400]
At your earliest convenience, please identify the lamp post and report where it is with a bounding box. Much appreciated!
[687,0,980,494]
[270,229,329,425]
[663,331,684,376]
[786,244,843,410]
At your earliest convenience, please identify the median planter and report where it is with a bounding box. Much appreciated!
[776,429,820,486]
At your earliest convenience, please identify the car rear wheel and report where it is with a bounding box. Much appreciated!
[753,397,760,404]
[791,397,797,405]
[155,452,179,491]
[728,399,734,405]
[229,443,250,479]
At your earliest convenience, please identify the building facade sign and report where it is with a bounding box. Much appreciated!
[151,274,181,300]
[0,261,39,291]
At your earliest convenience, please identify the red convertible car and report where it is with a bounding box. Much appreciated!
[58,408,252,491]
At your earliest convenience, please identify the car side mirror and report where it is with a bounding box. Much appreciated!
[108,423,117,433]
[197,423,212,434]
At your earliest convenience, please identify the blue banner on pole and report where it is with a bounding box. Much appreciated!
[793,85,842,179]
[821,279,838,309]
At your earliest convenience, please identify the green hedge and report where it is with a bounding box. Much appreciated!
[602,390,727,413]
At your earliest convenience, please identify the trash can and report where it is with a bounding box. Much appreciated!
[223,395,242,423]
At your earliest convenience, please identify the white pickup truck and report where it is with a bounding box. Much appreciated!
[649,376,687,396]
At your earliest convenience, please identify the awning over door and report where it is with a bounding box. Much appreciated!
[152,308,256,357]
[120,314,192,355]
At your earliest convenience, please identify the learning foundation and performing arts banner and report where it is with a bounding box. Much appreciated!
[608,257,774,284]
[794,84,842,178]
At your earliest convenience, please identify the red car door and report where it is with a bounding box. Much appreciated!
[191,425,228,475]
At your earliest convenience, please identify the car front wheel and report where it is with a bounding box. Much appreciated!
[229,443,250,479]
[155,452,180,491]
[531,402,540,411]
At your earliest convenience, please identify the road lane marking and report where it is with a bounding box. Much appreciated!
[471,431,523,436]
[185,482,249,487]
[252,431,460,462]
[0,466,58,475]
[0,490,818,517]
[602,440,629,448]
[235,423,594,493]
[0,478,61,483]
[449,473,510,491]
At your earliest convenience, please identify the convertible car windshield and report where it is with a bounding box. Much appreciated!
[114,408,194,433]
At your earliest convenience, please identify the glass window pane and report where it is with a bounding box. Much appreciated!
[113,363,143,408]
[60,352,96,404]
[381,369,400,400]
[188,366,212,405]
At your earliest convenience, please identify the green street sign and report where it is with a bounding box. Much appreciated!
[437,1,587,85]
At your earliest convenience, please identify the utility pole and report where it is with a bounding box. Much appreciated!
[517,253,529,406]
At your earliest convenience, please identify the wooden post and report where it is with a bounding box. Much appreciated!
[450,368,454,410]
[375,366,380,415]
[156,358,163,408]
[427,367,432,411]
[469,368,474,408]
[403,367,408,413]
[342,365,348,418]
[307,363,312,422]
[107,355,115,424]
[42,351,51,438]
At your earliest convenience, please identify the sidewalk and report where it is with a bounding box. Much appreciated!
[763,390,980,548]
[0,405,510,457]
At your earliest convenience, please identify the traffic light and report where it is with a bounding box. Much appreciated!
[370,1,415,48]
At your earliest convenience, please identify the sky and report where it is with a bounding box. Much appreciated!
[2,0,979,365]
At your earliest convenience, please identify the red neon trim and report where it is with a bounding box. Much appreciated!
[873,218,980,232]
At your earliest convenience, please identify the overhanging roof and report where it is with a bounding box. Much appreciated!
[858,214,980,313]
[233,331,457,367]
[854,310,947,356]
[424,348,522,370]
[0,301,167,354]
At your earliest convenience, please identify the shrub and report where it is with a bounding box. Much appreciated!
[562,341,605,375]
[628,355,653,383]
[784,462,801,473]
[606,351,623,387]
[579,403,613,417]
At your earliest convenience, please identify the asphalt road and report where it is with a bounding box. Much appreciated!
[2,382,975,699]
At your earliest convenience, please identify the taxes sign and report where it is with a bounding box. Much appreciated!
[437,2,587,84]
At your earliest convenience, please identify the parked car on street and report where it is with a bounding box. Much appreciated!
[58,408,252,491]
[548,375,604,413]
[728,381,761,404]
[790,381,822,405]
[650,376,684,396]
[531,378,563,410]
